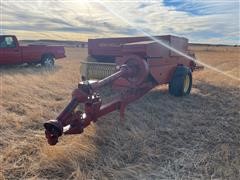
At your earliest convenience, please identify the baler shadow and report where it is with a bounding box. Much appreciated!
[89,81,240,179]
[37,82,239,179]
[0,64,62,75]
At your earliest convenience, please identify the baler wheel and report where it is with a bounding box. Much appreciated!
[169,67,192,97]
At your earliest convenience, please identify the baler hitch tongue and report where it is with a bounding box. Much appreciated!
[43,57,153,145]
[44,120,63,145]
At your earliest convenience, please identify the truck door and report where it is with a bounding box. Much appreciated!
[0,36,21,65]
[0,43,3,65]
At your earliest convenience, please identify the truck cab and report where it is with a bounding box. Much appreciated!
[0,35,22,65]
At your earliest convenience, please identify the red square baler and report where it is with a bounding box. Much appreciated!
[44,35,200,145]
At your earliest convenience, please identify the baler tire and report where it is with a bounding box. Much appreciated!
[169,68,192,97]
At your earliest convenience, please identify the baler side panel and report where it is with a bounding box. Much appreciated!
[148,58,176,84]
[122,43,148,57]
[169,36,188,56]
[88,35,175,58]
[146,42,170,58]
[148,56,194,84]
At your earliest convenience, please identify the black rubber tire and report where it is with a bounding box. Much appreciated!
[169,66,192,97]
[41,55,55,68]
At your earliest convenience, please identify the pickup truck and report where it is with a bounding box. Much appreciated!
[0,35,66,67]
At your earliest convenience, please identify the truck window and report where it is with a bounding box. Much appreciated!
[0,36,16,48]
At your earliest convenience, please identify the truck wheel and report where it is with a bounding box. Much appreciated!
[169,66,192,97]
[41,55,55,68]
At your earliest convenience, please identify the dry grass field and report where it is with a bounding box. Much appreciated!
[0,46,239,179]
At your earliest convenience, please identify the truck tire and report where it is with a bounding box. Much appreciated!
[169,66,192,97]
[41,55,55,68]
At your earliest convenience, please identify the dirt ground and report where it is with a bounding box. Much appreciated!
[0,46,239,179]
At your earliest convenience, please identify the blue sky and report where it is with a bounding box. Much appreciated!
[163,0,227,16]
[1,0,239,44]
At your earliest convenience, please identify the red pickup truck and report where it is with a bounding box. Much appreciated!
[0,35,66,67]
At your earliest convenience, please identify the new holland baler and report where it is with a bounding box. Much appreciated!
[44,35,200,145]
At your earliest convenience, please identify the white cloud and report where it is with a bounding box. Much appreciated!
[1,0,239,44]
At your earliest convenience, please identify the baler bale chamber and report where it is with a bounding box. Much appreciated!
[81,35,198,87]
[44,35,201,145]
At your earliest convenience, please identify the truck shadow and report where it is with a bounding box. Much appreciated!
[80,81,240,179]
[0,64,62,75]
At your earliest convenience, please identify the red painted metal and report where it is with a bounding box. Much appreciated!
[0,35,65,65]
[44,58,156,145]
[88,35,188,59]
[44,35,199,145]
